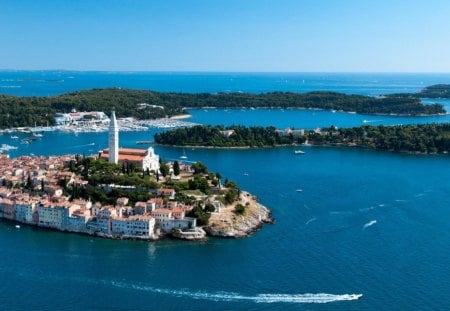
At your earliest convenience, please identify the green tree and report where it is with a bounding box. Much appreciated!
[234,204,246,215]
[173,161,180,176]
[160,162,170,177]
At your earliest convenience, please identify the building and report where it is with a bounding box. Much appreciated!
[100,110,160,172]
[108,110,119,164]
[54,111,109,125]
[111,215,156,238]
[101,147,160,172]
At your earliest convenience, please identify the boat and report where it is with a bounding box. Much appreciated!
[0,144,18,152]
[10,136,18,140]
[294,150,305,154]
[33,133,43,137]
[15,225,20,229]
[180,149,188,159]
[296,189,303,192]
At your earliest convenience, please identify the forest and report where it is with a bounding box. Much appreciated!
[155,123,450,154]
[388,84,450,99]
[154,125,296,147]
[0,87,445,128]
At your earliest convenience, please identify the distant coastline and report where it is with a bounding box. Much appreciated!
[0,85,446,129]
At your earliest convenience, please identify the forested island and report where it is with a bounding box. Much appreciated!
[0,86,446,128]
[154,124,450,154]
[389,84,450,99]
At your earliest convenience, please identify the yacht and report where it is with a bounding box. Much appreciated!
[294,150,305,154]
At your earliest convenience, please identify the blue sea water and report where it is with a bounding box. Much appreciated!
[1,72,450,310]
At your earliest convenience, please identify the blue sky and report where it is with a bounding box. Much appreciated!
[0,0,449,72]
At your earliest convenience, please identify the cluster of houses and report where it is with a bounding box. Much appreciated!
[0,154,203,240]
[54,110,110,126]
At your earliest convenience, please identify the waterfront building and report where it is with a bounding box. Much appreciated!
[37,203,65,229]
[160,217,196,232]
[54,111,109,126]
[0,198,14,220]
[14,199,36,224]
[111,215,156,238]
[151,209,173,222]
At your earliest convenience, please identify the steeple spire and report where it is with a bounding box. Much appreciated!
[108,110,119,164]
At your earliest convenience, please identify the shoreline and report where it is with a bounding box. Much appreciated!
[0,115,197,134]
[0,190,272,242]
[156,142,450,155]
[184,106,448,117]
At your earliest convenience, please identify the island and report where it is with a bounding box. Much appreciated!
[388,84,450,99]
[0,86,446,128]
[154,123,450,154]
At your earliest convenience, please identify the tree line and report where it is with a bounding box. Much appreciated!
[154,125,295,147]
[0,87,445,128]
[154,123,450,154]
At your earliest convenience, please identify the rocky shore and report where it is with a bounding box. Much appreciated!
[204,191,274,238]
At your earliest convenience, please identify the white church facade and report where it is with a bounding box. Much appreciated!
[100,110,160,172]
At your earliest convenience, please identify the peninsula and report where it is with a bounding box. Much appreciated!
[0,86,446,128]
[0,110,272,241]
[0,154,272,240]
[154,123,450,154]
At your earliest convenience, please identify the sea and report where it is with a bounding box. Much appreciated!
[1,72,450,310]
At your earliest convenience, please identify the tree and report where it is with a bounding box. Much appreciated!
[26,175,33,190]
[205,203,216,213]
[224,188,238,204]
[192,162,208,175]
[234,204,245,215]
[173,161,180,176]
[160,162,170,177]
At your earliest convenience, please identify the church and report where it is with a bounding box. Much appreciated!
[100,110,160,172]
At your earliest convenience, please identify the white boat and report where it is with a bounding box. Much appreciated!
[1,144,18,151]
[33,133,43,137]
[180,149,188,159]
[15,225,20,229]
[294,150,305,154]
[296,189,303,192]
[10,136,19,140]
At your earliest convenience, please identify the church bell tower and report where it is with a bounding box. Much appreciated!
[108,110,119,164]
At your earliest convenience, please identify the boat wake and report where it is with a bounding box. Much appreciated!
[363,220,377,229]
[18,264,363,306]
[111,281,362,304]
[305,217,317,225]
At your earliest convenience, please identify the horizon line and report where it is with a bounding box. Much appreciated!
[1,69,450,75]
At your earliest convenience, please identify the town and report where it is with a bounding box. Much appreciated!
[0,111,272,241]
[0,153,208,240]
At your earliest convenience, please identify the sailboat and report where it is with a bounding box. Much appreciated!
[180,149,188,159]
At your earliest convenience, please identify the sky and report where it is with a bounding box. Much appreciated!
[0,0,449,72]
